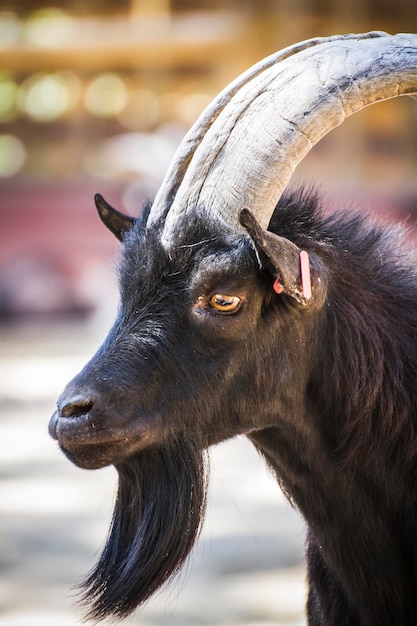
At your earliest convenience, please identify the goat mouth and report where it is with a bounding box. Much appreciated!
[48,410,159,469]
[59,441,128,469]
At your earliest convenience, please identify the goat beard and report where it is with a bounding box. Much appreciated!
[80,437,208,622]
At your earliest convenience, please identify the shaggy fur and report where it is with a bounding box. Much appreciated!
[252,190,417,625]
[81,438,207,621]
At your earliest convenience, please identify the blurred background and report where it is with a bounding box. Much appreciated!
[0,1,416,625]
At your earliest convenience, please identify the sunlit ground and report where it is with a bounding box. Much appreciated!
[0,319,307,626]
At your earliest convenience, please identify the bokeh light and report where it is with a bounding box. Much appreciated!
[0,134,26,178]
[23,8,74,47]
[84,74,129,118]
[17,72,80,123]
[0,11,21,48]
[177,91,215,125]
[117,87,161,130]
[0,74,18,122]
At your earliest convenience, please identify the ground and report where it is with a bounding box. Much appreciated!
[0,319,306,626]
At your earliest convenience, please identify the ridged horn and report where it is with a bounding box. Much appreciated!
[147,32,417,248]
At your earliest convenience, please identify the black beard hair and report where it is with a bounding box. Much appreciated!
[80,438,209,622]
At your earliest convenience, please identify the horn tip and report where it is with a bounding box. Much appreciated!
[94,192,105,208]
[239,207,256,229]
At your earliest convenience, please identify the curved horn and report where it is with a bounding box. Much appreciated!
[148,32,370,227]
[147,32,417,248]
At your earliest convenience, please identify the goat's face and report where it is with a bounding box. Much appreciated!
[49,203,328,620]
[49,204,326,471]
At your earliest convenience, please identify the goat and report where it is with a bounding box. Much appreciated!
[49,32,417,624]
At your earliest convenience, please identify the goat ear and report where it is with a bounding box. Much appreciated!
[239,207,326,306]
[95,194,136,242]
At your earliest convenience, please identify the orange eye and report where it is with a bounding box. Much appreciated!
[209,294,241,314]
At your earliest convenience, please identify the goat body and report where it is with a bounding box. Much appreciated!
[50,33,417,625]
[50,189,417,624]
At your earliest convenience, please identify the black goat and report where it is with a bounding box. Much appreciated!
[49,33,417,625]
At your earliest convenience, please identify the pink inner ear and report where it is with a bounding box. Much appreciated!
[273,277,284,294]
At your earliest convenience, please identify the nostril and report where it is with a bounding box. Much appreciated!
[60,398,94,419]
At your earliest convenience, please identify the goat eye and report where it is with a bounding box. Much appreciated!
[209,294,241,314]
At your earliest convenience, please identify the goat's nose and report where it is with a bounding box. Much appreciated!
[59,397,94,418]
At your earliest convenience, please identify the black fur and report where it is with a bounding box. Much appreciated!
[51,189,417,625]
[252,190,417,625]
[81,438,208,621]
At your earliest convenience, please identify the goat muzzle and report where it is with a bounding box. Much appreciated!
[49,393,161,469]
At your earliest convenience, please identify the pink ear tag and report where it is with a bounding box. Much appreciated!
[299,250,312,300]
[273,277,284,294]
